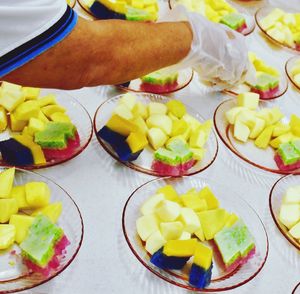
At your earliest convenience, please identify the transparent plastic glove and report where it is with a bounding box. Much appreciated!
[159,5,254,89]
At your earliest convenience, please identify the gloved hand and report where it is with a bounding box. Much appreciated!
[159,5,255,89]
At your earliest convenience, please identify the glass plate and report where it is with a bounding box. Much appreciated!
[93,93,218,177]
[224,71,288,100]
[293,282,300,294]
[269,174,300,251]
[118,69,194,95]
[0,167,83,293]
[0,89,93,170]
[214,98,300,175]
[122,176,269,292]
[168,0,255,36]
[255,6,300,53]
[286,56,300,92]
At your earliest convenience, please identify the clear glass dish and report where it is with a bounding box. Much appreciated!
[0,89,93,170]
[118,69,193,95]
[255,6,300,53]
[285,56,300,92]
[122,176,269,291]
[93,93,218,177]
[293,282,300,294]
[269,174,300,251]
[168,0,256,36]
[0,167,84,293]
[213,98,300,175]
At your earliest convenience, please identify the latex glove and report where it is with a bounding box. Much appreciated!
[159,5,255,89]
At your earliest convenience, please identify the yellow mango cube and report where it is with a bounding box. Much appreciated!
[9,214,34,244]
[0,224,15,249]
[198,186,219,210]
[10,186,30,209]
[106,114,138,136]
[166,100,186,119]
[25,182,51,208]
[0,198,18,223]
[22,87,40,100]
[0,89,25,112]
[0,106,7,131]
[9,112,27,132]
[31,202,62,223]
[37,95,57,107]
[41,105,66,118]
[50,112,71,123]
[0,168,15,199]
[27,118,45,135]
[126,132,148,153]
[290,114,300,136]
[254,125,275,149]
[15,101,40,120]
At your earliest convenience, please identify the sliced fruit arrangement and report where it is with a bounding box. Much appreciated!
[0,167,69,277]
[79,0,158,21]
[97,93,213,176]
[170,0,252,35]
[278,185,300,244]
[0,82,80,167]
[136,184,256,290]
[228,51,286,100]
[225,92,300,172]
[257,7,300,51]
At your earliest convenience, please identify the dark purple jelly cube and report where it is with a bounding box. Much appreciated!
[0,139,34,166]
[112,141,142,161]
[90,1,125,20]
[189,263,212,289]
[97,126,127,146]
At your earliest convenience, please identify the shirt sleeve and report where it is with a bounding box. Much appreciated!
[0,0,78,77]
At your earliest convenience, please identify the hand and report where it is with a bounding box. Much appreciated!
[159,5,253,88]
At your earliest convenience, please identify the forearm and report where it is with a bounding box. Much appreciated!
[4,17,192,89]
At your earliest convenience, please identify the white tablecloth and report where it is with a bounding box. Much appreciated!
[22,0,300,293]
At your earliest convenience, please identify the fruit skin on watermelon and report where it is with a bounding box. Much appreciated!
[42,132,80,161]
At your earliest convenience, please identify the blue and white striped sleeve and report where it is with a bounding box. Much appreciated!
[0,0,78,77]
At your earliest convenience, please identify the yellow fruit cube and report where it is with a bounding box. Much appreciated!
[27,118,45,135]
[171,119,188,136]
[194,221,205,242]
[233,120,250,142]
[156,185,181,203]
[126,132,148,153]
[1,81,21,91]
[37,95,57,107]
[37,110,50,123]
[113,103,133,120]
[182,114,201,131]
[147,128,168,150]
[189,127,207,148]
[0,168,15,198]
[13,134,46,165]
[22,87,40,100]
[166,100,186,119]
[50,112,71,123]
[0,89,25,112]
[141,193,164,215]
[10,186,30,209]
[160,221,184,240]
[180,207,201,234]
[254,125,275,149]
[9,112,27,132]
[106,114,138,136]
[237,92,260,110]
[25,182,50,208]
[148,102,167,115]
[0,106,7,131]
[0,224,15,249]
[146,114,173,136]
[249,118,265,139]
[119,93,136,110]
[132,102,148,119]
[198,186,219,210]
[132,116,148,134]
[225,213,239,227]
[290,114,300,136]
[225,107,247,125]
[181,192,208,212]
[145,230,166,254]
[273,122,290,137]
[269,107,284,124]
[155,200,181,222]
[31,202,62,223]
[0,198,18,223]
[41,105,66,118]
[136,214,159,241]
[190,148,205,161]
[270,132,293,149]
[163,238,197,257]
[9,214,34,244]
[15,101,40,120]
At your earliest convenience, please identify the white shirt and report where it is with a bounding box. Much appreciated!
[0,0,77,77]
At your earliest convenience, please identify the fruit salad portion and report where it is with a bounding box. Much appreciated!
[290,59,300,88]
[0,82,80,167]
[97,93,212,176]
[136,184,255,289]
[279,185,300,243]
[247,52,280,99]
[260,8,300,51]
[0,168,69,276]
[174,0,247,33]
[225,92,300,171]
[81,0,158,21]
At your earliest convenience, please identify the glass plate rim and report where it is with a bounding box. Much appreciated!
[269,174,300,251]
[117,69,194,95]
[255,6,300,54]
[213,98,300,175]
[93,92,219,177]
[285,56,300,92]
[122,176,269,292]
[0,167,84,294]
[0,90,93,170]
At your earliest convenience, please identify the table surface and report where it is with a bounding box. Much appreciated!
[19,0,300,293]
